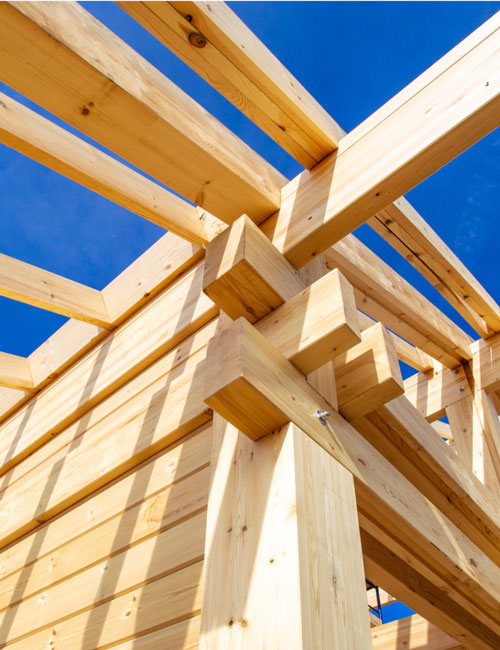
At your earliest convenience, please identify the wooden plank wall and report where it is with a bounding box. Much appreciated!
[0,264,213,649]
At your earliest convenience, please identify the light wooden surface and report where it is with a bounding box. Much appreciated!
[119,1,343,168]
[0,252,111,328]
[0,352,34,391]
[203,214,303,322]
[200,416,371,649]
[370,198,500,337]
[0,264,216,475]
[335,322,404,421]
[404,364,471,421]
[203,318,500,640]
[262,12,500,265]
[325,235,473,366]
[0,232,201,424]
[257,268,360,374]
[0,91,208,246]
[0,1,285,224]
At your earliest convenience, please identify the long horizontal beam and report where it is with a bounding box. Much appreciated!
[0,1,285,224]
[262,11,500,265]
[0,253,111,328]
[0,352,34,392]
[0,92,208,246]
[118,1,343,168]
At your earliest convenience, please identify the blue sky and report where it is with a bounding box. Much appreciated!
[1,0,499,625]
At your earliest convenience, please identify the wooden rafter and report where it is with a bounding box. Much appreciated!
[0,1,285,224]
[262,12,500,265]
[0,252,111,328]
[117,1,343,168]
[0,92,208,246]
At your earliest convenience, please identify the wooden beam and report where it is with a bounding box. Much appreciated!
[371,614,463,649]
[0,352,34,392]
[334,322,404,421]
[358,395,500,566]
[200,416,372,649]
[404,364,471,422]
[361,524,493,649]
[0,1,285,224]
[369,198,500,337]
[203,317,500,639]
[0,91,208,246]
[118,1,343,169]
[325,235,473,366]
[256,268,361,374]
[0,263,217,475]
[446,396,500,501]
[0,232,201,425]
[262,11,500,265]
[203,214,304,322]
[358,310,435,373]
[367,588,397,610]
[0,253,111,328]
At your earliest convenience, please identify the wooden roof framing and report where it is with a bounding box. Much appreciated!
[1,2,500,649]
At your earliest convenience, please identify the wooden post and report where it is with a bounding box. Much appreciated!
[200,415,372,649]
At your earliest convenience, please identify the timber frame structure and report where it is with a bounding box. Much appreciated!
[0,2,499,649]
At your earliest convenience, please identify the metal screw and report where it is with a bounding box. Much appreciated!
[316,409,330,425]
[458,386,465,393]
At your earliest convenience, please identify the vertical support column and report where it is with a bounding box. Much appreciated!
[200,413,372,649]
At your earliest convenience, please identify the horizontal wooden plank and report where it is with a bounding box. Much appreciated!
[112,616,200,650]
[324,236,473,366]
[1,512,205,644]
[256,268,360,374]
[0,1,285,224]
[0,426,211,584]
[0,233,200,425]
[0,262,216,475]
[0,325,214,548]
[0,91,208,246]
[0,352,33,391]
[0,252,111,328]
[4,560,203,650]
[371,614,463,649]
[358,310,435,373]
[262,12,500,265]
[0,467,209,611]
[119,1,342,167]
[204,318,500,633]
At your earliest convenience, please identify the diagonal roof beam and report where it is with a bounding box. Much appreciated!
[117,1,343,168]
[262,10,500,266]
[0,92,208,246]
[0,1,285,224]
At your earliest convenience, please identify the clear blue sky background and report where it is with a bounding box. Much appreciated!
[1,0,499,625]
